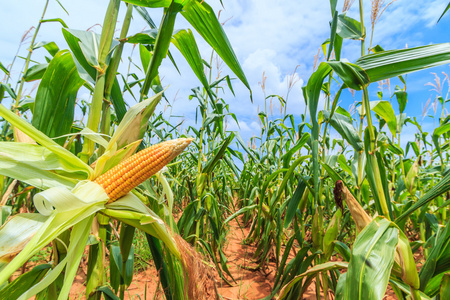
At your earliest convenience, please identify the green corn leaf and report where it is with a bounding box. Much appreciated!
[322,110,363,152]
[0,264,51,299]
[284,179,307,228]
[437,2,450,23]
[33,41,60,56]
[0,206,12,226]
[202,132,234,174]
[119,224,135,274]
[145,235,174,300]
[432,123,450,155]
[329,0,337,16]
[337,154,352,175]
[110,77,128,122]
[123,246,135,286]
[419,220,450,291]
[396,171,450,224]
[23,63,48,82]
[0,83,17,101]
[328,11,338,61]
[274,156,309,205]
[371,101,397,136]
[62,28,119,83]
[336,14,363,40]
[306,62,332,204]
[0,214,48,262]
[307,63,332,128]
[441,273,450,299]
[435,237,450,276]
[233,131,258,162]
[126,28,180,79]
[32,50,85,146]
[328,61,370,90]
[134,6,157,28]
[278,261,348,299]
[104,193,181,260]
[0,142,85,189]
[139,43,151,74]
[95,286,121,300]
[394,86,407,113]
[0,105,92,178]
[16,215,95,300]
[62,29,99,82]
[281,132,310,169]
[222,204,257,227]
[0,181,108,288]
[388,278,432,300]
[344,217,398,300]
[334,241,351,262]
[126,29,158,44]
[57,216,96,299]
[172,29,214,100]
[335,272,347,300]
[181,0,251,97]
[0,61,9,76]
[323,209,342,260]
[121,0,176,8]
[141,2,182,98]
[109,244,121,293]
[424,273,446,297]
[355,43,450,83]
[40,18,68,28]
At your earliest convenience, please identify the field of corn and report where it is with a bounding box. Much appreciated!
[0,0,450,299]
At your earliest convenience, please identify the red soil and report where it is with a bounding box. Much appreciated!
[216,216,317,300]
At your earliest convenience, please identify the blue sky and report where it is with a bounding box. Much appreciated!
[0,0,449,149]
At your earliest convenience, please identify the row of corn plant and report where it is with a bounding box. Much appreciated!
[0,0,251,299]
[224,1,450,300]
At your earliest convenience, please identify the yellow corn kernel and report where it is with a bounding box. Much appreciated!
[95,138,193,202]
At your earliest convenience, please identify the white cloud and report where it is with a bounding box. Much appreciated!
[226,118,251,132]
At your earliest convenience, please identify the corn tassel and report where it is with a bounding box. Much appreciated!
[95,138,193,202]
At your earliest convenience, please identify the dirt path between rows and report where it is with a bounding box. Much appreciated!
[216,216,275,299]
[65,213,399,300]
[216,216,317,300]
[67,214,317,299]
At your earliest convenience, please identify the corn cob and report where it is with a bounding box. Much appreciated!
[95,138,193,202]
[334,180,371,232]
